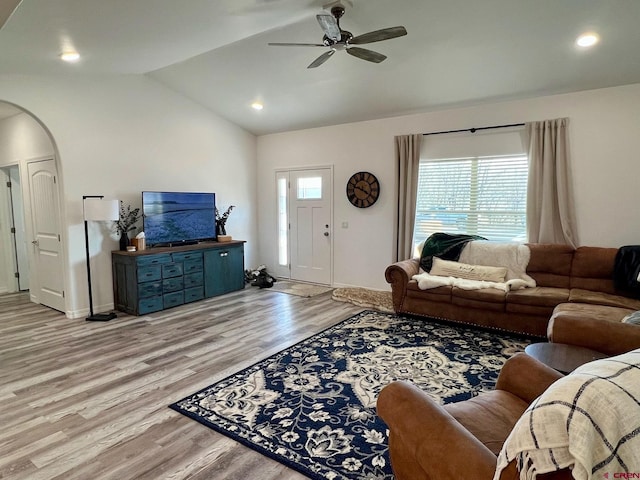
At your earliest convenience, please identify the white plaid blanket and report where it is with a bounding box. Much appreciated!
[494,349,640,480]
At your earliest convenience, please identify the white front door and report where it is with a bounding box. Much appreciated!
[27,158,65,312]
[288,168,332,285]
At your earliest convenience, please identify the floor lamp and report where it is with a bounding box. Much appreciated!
[84,196,120,321]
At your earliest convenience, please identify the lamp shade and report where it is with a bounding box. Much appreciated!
[84,198,120,221]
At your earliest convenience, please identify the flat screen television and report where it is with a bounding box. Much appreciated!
[142,191,216,247]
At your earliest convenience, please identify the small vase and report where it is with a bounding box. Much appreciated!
[119,231,129,251]
[216,223,226,236]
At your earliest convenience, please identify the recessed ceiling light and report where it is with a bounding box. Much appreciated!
[60,51,80,62]
[576,32,599,48]
[251,102,264,111]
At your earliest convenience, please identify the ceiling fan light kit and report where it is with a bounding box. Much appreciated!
[268,3,407,68]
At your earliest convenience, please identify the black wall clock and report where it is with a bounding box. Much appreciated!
[346,171,380,208]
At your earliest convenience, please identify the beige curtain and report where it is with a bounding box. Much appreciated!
[393,134,422,261]
[523,118,578,247]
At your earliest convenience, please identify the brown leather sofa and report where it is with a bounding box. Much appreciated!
[385,243,640,337]
[377,353,570,480]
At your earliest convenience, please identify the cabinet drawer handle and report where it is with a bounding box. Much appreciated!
[220,252,228,257]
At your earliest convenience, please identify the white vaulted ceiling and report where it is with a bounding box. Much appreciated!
[1,0,640,135]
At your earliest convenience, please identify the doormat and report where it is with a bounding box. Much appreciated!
[169,310,531,479]
[332,287,394,313]
[268,280,333,298]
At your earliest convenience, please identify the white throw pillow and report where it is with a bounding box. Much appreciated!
[430,257,507,283]
[622,311,640,325]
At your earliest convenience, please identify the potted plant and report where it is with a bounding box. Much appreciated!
[215,205,235,238]
[115,201,141,250]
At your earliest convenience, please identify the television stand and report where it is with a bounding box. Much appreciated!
[112,240,245,315]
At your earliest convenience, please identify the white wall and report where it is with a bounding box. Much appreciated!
[257,83,640,290]
[0,111,54,161]
[0,75,257,318]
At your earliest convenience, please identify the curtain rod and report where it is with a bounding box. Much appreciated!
[422,122,525,136]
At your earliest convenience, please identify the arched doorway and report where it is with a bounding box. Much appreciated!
[0,101,66,313]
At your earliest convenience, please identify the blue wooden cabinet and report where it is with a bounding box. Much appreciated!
[112,241,245,315]
[204,245,245,297]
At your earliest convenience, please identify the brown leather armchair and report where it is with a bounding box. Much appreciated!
[377,353,572,480]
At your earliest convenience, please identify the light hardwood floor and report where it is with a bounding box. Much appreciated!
[0,287,363,479]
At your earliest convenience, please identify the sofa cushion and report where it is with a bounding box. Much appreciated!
[406,281,452,305]
[526,243,574,288]
[506,302,556,317]
[431,257,507,283]
[445,390,528,456]
[452,287,506,303]
[407,280,451,296]
[569,289,640,310]
[551,302,633,324]
[452,287,506,312]
[569,246,618,294]
[506,287,570,307]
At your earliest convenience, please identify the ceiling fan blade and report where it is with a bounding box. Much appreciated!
[307,49,335,69]
[0,0,21,30]
[316,12,341,42]
[268,42,326,47]
[346,47,386,64]
[350,26,407,45]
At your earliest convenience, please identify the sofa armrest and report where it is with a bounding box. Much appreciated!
[385,258,420,282]
[377,380,497,480]
[495,353,564,404]
[548,315,640,356]
[385,259,420,312]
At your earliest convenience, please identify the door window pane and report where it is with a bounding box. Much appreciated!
[277,176,288,266]
[297,177,322,199]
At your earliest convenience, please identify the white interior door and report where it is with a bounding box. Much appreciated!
[289,168,332,285]
[9,166,29,290]
[27,158,65,312]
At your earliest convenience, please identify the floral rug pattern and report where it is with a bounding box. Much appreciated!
[170,311,531,479]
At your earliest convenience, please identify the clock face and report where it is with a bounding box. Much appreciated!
[346,171,380,208]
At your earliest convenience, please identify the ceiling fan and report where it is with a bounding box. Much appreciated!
[0,0,22,30]
[268,3,407,68]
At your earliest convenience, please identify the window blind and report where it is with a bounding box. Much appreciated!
[413,154,528,247]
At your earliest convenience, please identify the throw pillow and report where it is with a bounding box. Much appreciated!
[622,310,640,325]
[430,257,507,283]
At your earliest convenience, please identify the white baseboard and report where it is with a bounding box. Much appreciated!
[66,302,117,319]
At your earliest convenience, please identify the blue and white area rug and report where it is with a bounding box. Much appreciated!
[169,310,531,479]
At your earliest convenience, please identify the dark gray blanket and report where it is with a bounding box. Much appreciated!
[419,232,486,272]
